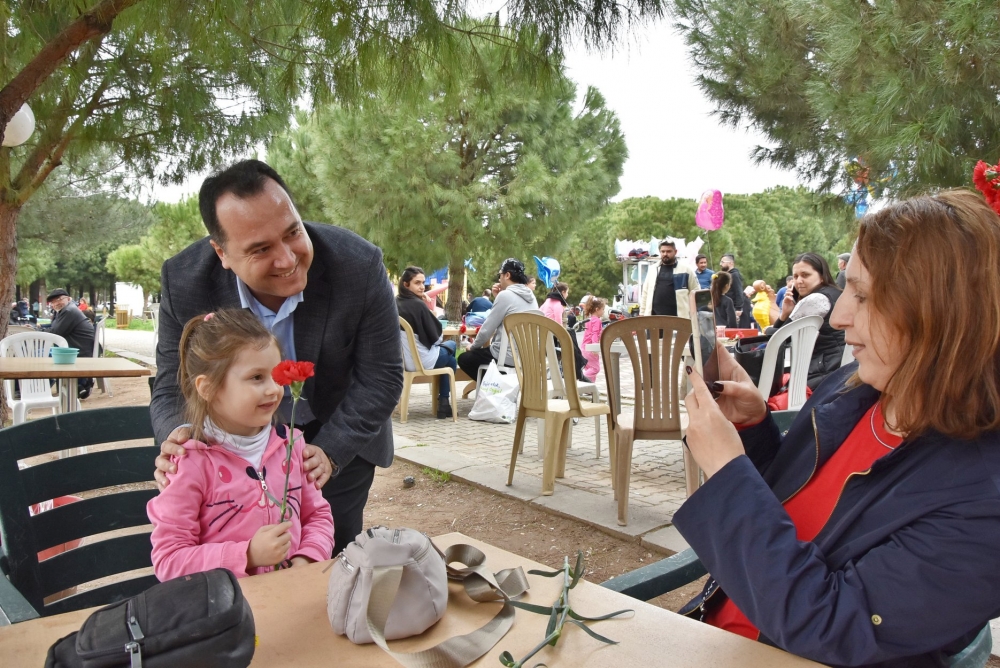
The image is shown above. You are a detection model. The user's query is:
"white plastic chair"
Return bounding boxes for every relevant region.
[1,332,68,425]
[92,317,112,397]
[755,315,823,410]
[840,341,855,367]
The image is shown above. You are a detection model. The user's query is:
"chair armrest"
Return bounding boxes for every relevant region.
[0,574,40,626]
[600,548,707,601]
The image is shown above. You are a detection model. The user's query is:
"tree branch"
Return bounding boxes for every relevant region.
[0,0,142,127]
[21,78,111,203]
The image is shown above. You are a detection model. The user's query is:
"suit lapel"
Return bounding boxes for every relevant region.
[294,260,330,364]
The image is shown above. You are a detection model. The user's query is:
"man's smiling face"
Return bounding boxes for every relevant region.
[210,178,314,312]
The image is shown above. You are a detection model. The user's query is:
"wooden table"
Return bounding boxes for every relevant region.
[0,357,150,414]
[0,533,822,667]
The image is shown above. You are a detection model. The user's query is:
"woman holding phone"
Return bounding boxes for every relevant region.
[768,252,845,388]
[677,190,1000,667]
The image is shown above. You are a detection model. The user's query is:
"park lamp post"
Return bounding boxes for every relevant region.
[2,104,35,147]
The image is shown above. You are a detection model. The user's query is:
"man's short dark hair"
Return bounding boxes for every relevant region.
[721,253,735,262]
[659,240,676,249]
[199,159,294,245]
[695,254,707,262]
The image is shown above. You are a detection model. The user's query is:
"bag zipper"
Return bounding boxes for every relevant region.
[126,598,144,668]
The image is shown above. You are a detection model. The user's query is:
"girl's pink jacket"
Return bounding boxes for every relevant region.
[147,425,334,581]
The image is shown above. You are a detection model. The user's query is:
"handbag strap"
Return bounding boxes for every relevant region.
[364,543,529,668]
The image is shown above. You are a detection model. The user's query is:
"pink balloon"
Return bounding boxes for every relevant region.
[696,190,724,231]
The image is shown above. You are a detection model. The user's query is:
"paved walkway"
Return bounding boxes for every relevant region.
[103,329,156,366]
[391,379,692,555]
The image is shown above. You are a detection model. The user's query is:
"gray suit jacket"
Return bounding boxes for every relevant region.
[150,223,403,469]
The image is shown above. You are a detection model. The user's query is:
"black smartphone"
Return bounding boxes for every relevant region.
[689,289,722,396]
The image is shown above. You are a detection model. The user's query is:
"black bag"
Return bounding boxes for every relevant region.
[45,569,255,668]
[733,334,789,398]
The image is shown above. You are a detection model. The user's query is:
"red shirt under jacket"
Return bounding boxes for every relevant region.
[705,403,904,640]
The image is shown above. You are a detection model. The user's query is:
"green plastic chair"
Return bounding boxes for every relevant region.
[0,406,159,619]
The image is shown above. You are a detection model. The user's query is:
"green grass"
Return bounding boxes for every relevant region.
[421,467,451,484]
[104,317,154,331]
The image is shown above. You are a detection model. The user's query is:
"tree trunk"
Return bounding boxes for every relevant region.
[0,201,22,425]
[446,259,466,323]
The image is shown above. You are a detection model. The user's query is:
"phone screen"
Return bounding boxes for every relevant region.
[689,289,722,394]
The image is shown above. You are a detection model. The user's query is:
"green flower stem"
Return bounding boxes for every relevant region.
[499,552,631,668]
[278,380,304,524]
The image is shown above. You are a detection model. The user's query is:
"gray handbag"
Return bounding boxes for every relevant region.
[327,526,529,668]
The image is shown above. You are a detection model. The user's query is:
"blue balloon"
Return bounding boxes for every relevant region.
[533,256,561,288]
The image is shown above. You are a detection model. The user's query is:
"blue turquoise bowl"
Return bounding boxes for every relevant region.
[51,347,80,364]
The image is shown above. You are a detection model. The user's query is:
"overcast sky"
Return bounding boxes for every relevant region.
[151,18,803,204]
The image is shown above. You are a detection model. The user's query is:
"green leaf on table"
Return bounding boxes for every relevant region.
[567,619,619,645]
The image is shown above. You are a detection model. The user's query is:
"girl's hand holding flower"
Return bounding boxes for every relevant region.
[247,521,293,569]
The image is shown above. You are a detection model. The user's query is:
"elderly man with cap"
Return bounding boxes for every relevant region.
[457,258,539,381]
[42,289,96,399]
[836,252,851,289]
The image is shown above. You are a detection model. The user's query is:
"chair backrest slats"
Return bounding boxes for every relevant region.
[601,317,691,434]
[2,406,153,460]
[0,332,68,401]
[19,448,158,507]
[43,575,160,618]
[0,407,158,615]
[31,489,156,552]
[505,313,583,413]
[755,315,822,409]
[38,532,153,598]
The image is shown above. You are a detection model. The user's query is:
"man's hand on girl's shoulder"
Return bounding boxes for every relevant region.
[302,444,334,489]
[153,425,191,491]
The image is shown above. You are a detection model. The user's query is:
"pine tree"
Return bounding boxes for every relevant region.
[672,0,1000,198]
[106,196,207,304]
[0,0,666,344]
[286,25,627,320]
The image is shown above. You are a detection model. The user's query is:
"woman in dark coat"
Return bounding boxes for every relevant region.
[679,190,1000,667]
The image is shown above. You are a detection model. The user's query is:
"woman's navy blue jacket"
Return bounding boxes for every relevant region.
[673,362,1000,667]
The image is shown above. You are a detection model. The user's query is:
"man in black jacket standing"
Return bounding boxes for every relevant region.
[719,254,751,328]
[150,160,403,556]
[43,289,96,399]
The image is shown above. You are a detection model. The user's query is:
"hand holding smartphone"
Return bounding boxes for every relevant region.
[689,289,722,397]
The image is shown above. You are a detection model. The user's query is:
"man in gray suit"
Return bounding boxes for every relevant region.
[151,159,403,555]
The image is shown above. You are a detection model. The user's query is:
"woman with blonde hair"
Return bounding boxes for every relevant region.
[677,190,1000,667]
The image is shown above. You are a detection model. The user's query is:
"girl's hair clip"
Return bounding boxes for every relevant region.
[203,312,215,322]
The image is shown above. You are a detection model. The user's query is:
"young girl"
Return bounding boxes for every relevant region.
[147,309,334,581]
[581,297,606,380]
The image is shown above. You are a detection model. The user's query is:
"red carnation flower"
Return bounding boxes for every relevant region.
[272,360,315,386]
[973,160,1000,215]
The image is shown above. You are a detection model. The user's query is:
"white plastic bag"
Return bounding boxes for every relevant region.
[468,360,519,423]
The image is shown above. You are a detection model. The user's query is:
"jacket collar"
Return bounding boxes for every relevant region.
[767,363,882,501]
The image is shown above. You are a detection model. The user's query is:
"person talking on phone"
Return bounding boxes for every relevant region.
[768,252,845,388]
[676,190,1000,667]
